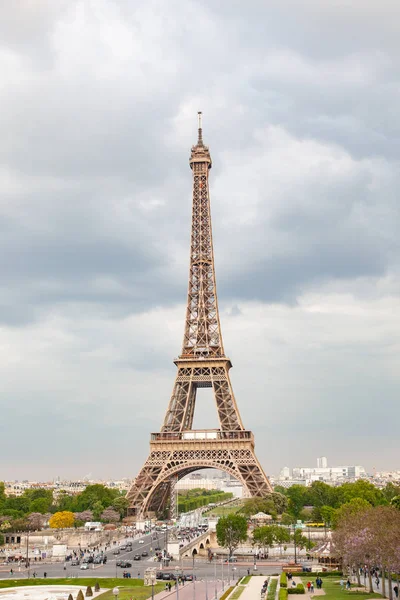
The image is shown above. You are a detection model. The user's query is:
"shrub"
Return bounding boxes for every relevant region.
[85,587,93,598]
[279,588,288,600]
[67,595,73,600]
[77,591,84,600]
[288,584,305,594]
[94,583,100,592]
[280,573,288,588]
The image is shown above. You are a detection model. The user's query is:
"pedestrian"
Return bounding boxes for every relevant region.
[247,569,250,576]
[346,579,351,591]
[307,582,311,592]
[339,579,344,590]
[376,578,380,590]
[44,572,47,579]
[310,583,314,595]
[393,585,399,599]
[10,569,13,576]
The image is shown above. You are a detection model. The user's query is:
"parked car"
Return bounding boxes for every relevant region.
[183,574,194,582]
[162,573,172,580]
[71,560,80,566]
[113,549,120,555]
[80,563,89,570]
[155,547,161,552]
[224,557,237,563]
[134,555,141,561]
[141,551,148,557]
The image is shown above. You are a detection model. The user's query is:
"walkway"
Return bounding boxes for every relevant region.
[240,575,273,600]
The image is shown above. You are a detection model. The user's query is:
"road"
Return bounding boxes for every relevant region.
[0,530,281,582]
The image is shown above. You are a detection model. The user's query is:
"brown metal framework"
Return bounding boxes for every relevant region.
[127,114,272,517]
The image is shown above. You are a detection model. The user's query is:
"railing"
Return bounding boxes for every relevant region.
[151,430,253,441]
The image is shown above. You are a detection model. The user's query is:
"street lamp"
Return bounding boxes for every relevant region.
[292,525,297,565]
[214,555,217,600]
[192,554,196,600]
[112,587,119,600]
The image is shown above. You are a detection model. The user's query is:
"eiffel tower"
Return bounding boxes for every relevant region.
[127,114,272,518]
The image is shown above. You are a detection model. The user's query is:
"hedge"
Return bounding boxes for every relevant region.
[279,588,288,600]
[288,584,305,594]
[280,573,288,588]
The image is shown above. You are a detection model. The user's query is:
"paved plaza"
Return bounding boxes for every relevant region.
[0,586,105,600]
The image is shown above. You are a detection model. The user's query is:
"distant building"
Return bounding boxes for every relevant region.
[276,457,367,486]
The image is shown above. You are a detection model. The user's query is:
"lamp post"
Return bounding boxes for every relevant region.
[193,554,196,600]
[113,587,119,600]
[221,558,224,591]
[292,525,297,565]
[214,556,217,600]
[205,576,208,600]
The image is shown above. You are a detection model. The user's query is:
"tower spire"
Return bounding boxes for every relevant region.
[197,111,203,145]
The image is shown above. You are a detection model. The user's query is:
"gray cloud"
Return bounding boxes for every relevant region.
[0,1,399,478]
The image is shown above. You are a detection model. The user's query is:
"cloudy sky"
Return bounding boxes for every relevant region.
[1,0,399,481]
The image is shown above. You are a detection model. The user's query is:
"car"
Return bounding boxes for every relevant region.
[139,540,144,544]
[116,560,123,566]
[141,551,148,557]
[156,572,163,579]
[133,555,141,561]
[155,547,161,551]
[302,566,312,573]
[80,563,89,570]
[162,573,172,580]
[184,574,194,582]
[87,556,94,563]
[119,561,132,568]
[71,560,80,566]
[113,549,120,555]
[224,557,237,563]
[120,545,126,550]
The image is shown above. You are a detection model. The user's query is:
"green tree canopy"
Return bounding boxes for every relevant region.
[216,514,248,557]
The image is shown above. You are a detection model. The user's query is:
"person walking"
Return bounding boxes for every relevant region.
[375,577,380,590]
[307,582,311,592]
[310,583,314,595]
[346,579,351,590]
[393,585,398,599]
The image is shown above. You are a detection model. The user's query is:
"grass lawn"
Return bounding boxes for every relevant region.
[0,578,157,590]
[229,586,245,600]
[300,577,384,600]
[203,501,244,517]
[268,579,278,600]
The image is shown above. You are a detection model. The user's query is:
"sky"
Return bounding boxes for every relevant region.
[1,0,399,481]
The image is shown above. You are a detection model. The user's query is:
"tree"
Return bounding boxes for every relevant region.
[77,590,84,600]
[273,525,290,556]
[390,496,400,510]
[49,511,75,529]
[100,508,120,523]
[286,485,307,518]
[280,512,293,526]
[320,505,336,527]
[86,586,93,597]
[113,496,130,518]
[333,497,371,529]
[74,510,93,523]
[216,514,248,558]
[253,526,275,554]
[27,512,45,530]
[92,501,104,521]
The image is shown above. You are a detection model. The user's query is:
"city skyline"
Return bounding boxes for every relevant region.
[1,1,399,480]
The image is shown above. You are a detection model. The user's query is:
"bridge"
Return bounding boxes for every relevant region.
[168,529,214,559]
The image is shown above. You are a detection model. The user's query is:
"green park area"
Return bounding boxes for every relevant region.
[0,578,164,599]
[299,577,383,600]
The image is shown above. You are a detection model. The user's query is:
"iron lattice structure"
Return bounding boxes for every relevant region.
[127,114,272,517]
